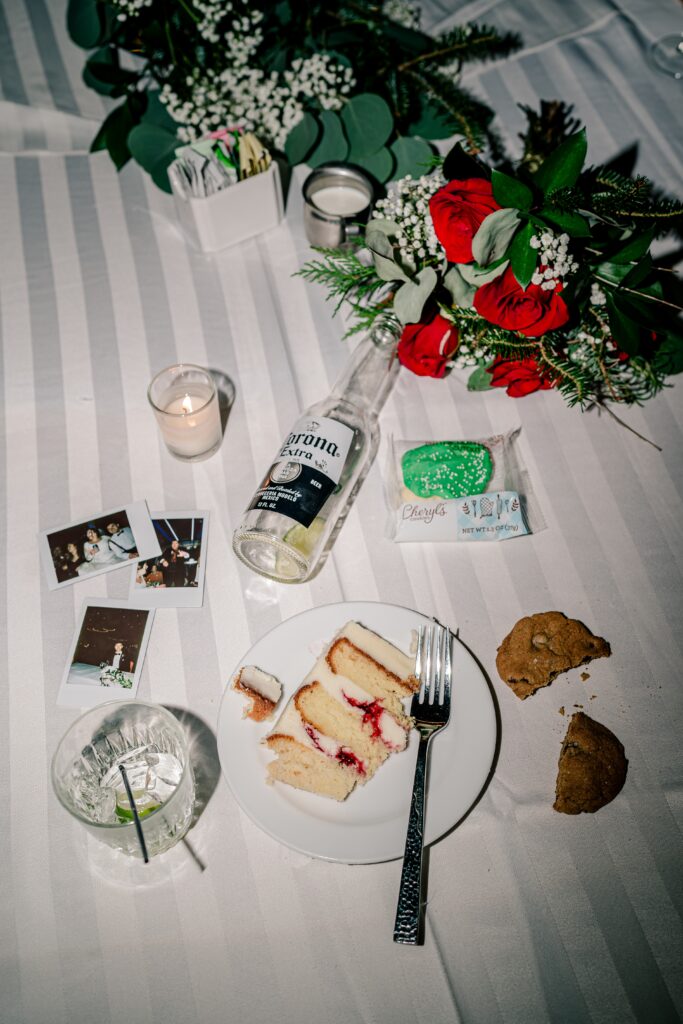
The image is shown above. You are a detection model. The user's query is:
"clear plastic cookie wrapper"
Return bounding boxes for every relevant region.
[232,320,400,583]
[385,429,544,543]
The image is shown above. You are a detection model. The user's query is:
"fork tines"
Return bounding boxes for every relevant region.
[415,621,452,708]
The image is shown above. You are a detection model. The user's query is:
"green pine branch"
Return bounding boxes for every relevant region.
[398,24,521,73]
[403,67,492,152]
[296,247,391,335]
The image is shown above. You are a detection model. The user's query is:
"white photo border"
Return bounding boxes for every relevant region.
[57,598,155,709]
[128,511,210,609]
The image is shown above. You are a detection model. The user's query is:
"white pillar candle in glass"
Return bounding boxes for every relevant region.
[148,364,223,461]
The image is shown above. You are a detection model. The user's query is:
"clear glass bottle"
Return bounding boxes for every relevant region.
[232,319,400,583]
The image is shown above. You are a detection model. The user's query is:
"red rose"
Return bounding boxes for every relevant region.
[488,357,555,398]
[397,312,459,379]
[429,178,501,264]
[474,266,569,337]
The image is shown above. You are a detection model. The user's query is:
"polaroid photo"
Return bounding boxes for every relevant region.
[129,511,209,608]
[57,599,155,708]
[40,500,161,591]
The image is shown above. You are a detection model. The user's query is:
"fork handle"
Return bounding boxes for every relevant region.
[393,733,430,945]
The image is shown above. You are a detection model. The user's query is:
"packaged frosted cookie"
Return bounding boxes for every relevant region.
[385,430,544,543]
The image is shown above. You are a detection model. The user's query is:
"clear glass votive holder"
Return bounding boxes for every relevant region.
[148,363,223,462]
[51,701,195,860]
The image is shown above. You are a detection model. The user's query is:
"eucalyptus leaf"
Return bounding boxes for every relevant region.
[128,123,178,193]
[83,48,130,97]
[458,259,509,286]
[533,129,587,194]
[367,233,409,283]
[467,365,494,391]
[491,169,532,211]
[365,217,399,240]
[443,266,475,308]
[307,111,348,167]
[67,0,105,48]
[408,97,455,141]
[472,208,520,266]
[390,136,434,180]
[509,222,537,288]
[393,267,438,325]
[142,91,178,132]
[89,99,135,170]
[341,93,393,158]
[349,146,394,183]
[285,111,320,164]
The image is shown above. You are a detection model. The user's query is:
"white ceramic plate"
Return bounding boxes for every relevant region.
[217,601,496,864]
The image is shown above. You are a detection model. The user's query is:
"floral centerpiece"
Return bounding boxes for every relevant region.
[66,0,520,189]
[301,103,683,409]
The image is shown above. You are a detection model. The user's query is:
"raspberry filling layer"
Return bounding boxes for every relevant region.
[336,748,366,774]
[304,724,365,775]
[343,692,385,740]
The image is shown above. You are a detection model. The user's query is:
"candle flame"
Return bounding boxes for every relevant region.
[181,394,193,414]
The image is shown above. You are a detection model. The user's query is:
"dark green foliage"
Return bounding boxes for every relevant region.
[69,0,522,186]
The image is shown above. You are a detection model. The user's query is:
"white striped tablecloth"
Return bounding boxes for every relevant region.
[0,1,682,1022]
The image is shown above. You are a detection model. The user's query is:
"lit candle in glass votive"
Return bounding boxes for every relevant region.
[148,364,223,462]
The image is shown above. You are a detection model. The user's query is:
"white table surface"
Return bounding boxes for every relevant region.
[1,2,682,1022]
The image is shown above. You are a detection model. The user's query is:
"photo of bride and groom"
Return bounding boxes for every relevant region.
[42,498,161,596]
[48,512,139,584]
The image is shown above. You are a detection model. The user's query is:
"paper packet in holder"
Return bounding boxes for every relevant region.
[385,430,544,543]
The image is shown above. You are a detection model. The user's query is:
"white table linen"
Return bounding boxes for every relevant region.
[1,1,682,1022]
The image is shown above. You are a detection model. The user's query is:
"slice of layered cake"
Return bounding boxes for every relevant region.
[264,621,418,801]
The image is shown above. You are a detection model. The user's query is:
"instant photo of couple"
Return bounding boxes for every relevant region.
[40,501,161,592]
[51,516,138,583]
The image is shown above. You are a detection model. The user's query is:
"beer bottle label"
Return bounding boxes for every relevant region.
[248,415,354,527]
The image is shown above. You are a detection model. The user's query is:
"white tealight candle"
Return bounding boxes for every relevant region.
[312,184,370,217]
[148,365,223,462]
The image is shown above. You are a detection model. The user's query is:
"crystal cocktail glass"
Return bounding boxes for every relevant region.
[52,701,195,859]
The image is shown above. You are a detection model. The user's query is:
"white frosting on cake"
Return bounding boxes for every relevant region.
[338,621,415,680]
[268,698,341,759]
[304,658,407,751]
[236,665,281,703]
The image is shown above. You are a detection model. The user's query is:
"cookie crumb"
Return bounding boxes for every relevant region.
[574,703,584,709]
[581,671,590,681]
[558,706,565,715]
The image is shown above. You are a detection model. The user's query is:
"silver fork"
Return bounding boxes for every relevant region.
[393,621,452,945]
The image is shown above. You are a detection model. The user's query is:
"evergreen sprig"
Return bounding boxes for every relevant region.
[296,247,390,333]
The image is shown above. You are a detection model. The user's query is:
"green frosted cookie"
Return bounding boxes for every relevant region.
[401,441,493,499]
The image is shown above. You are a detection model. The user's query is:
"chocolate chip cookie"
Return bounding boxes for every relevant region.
[496,611,610,699]
[554,711,627,814]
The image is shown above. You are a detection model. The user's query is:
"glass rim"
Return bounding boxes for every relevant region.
[147,363,217,418]
[50,699,193,832]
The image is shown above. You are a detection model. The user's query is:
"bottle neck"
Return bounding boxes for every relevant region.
[330,319,400,417]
